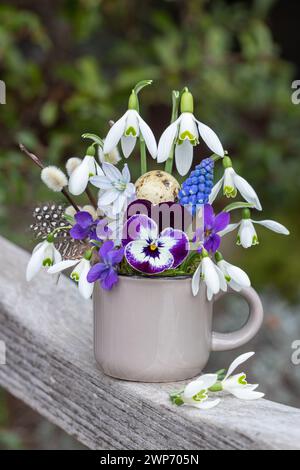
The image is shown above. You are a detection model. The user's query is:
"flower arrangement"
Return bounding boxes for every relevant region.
[23,80,289,300]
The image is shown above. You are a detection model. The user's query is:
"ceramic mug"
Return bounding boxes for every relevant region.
[94,275,263,382]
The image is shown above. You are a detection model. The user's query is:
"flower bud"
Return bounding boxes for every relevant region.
[41,166,68,192]
[66,157,82,176]
[180,89,194,113]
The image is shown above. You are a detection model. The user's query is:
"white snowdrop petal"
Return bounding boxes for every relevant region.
[192,265,201,296]
[197,121,224,156]
[121,135,137,158]
[254,219,290,235]
[208,177,224,205]
[157,119,179,163]
[103,111,128,154]
[175,139,193,176]
[68,157,90,195]
[224,352,255,381]
[233,172,262,211]
[225,263,251,288]
[26,241,48,281]
[191,398,221,410]
[48,259,78,274]
[137,114,157,159]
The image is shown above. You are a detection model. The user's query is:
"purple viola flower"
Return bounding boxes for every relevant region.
[70,211,97,240]
[122,214,189,275]
[87,240,124,290]
[194,204,230,253]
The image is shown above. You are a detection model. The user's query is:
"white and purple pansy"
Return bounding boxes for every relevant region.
[122,214,189,275]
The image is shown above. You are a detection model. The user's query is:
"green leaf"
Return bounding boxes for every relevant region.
[133,79,153,95]
[224,202,255,212]
[82,133,104,147]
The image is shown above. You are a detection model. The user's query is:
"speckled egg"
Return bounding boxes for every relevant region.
[135,170,180,204]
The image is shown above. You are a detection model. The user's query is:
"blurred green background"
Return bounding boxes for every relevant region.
[0,0,300,449]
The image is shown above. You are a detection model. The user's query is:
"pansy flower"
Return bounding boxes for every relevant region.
[194,204,230,253]
[122,214,189,275]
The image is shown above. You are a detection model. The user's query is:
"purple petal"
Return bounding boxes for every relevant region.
[159,228,189,268]
[204,234,221,253]
[122,214,157,246]
[70,224,89,240]
[125,240,173,274]
[107,246,124,265]
[75,211,94,229]
[99,240,114,260]
[101,268,119,290]
[213,211,230,233]
[87,263,108,283]
[96,219,112,239]
[204,204,215,228]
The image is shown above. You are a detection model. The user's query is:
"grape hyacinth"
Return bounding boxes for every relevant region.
[178,157,214,215]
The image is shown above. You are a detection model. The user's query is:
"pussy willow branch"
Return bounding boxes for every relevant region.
[19,143,80,212]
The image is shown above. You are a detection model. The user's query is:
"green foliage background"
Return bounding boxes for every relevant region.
[0,0,299,301]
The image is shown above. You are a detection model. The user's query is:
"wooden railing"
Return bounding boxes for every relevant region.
[0,235,299,450]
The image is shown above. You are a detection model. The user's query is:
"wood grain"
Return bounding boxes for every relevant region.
[0,235,299,450]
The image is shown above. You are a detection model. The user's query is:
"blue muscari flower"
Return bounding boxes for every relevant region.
[178,157,214,215]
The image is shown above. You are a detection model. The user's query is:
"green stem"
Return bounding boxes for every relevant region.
[164,90,180,174]
[140,136,147,175]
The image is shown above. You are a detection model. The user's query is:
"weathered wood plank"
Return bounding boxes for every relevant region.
[0,235,299,450]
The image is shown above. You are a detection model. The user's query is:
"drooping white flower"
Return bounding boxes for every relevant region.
[221,352,264,400]
[192,251,227,300]
[48,257,93,299]
[66,157,82,176]
[41,166,68,192]
[103,108,157,159]
[216,253,251,292]
[68,147,103,196]
[98,143,121,165]
[209,158,262,211]
[90,162,136,216]
[26,240,62,281]
[157,90,224,176]
[220,209,290,249]
[182,374,221,410]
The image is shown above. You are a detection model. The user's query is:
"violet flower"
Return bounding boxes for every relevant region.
[194,204,230,253]
[70,211,97,240]
[87,240,124,290]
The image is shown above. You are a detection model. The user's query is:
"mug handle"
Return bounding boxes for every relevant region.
[211,286,264,352]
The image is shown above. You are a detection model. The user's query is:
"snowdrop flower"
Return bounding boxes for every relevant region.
[215,252,251,292]
[48,256,93,299]
[103,91,157,159]
[26,238,62,281]
[90,162,136,216]
[221,352,264,400]
[157,89,224,176]
[180,374,221,410]
[209,157,262,211]
[41,166,68,192]
[69,146,103,196]
[98,143,121,165]
[192,249,227,300]
[220,208,290,249]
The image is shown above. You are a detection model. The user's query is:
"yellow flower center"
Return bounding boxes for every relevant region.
[150,244,157,251]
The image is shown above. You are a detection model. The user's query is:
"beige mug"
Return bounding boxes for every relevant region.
[94,275,263,382]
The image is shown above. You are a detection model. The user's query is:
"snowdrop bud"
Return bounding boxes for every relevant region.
[180,89,194,113]
[82,205,98,220]
[128,91,138,110]
[222,156,233,169]
[41,166,68,192]
[86,145,96,156]
[242,208,251,219]
[66,157,82,176]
